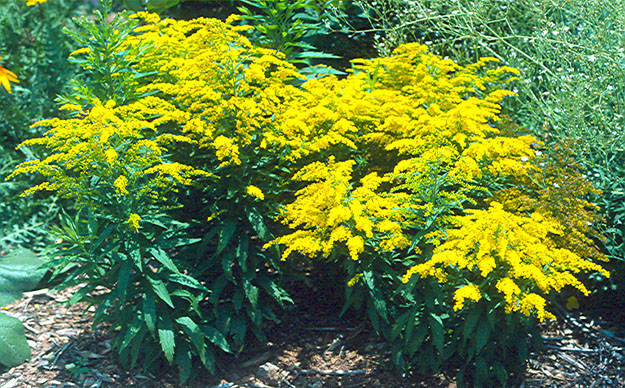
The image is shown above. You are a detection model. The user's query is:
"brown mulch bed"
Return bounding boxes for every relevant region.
[1,286,624,388]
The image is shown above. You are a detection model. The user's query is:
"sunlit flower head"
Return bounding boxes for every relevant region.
[0,57,18,94]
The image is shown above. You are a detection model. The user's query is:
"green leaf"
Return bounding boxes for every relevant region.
[209,275,228,304]
[158,315,175,363]
[115,261,132,305]
[146,0,180,12]
[475,322,491,354]
[494,361,508,385]
[200,325,231,353]
[237,235,249,273]
[142,293,157,334]
[176,316,205,362]
[149,247,179,274]
[230,315,246,347]
[429,313,445,353]
[216,218,237,255]
[148,277,174,309]
[242,278,258,310]
[0,312,30,368]
[169,273,209,293]
[257,276,292,307]
[474,356,488,387]
[221,252,236,282]
[463,307,480,340]
[175,345,193,383]
[122,0,145,12]
[297,51,342,59]
[0,249,46,306]
[247,209,268,240]
[390,312,410,341]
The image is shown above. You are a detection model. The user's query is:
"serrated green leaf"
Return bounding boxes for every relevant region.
[297,51,342,59]
[149,247,179,274]
[175,345,193,383]
[247,209,268,240]
[237,235,249,273]
[209,275,228,304]
[230,315,246,348]
[169,273,209,293]
[142,293,157,334]
[200,325,231,353]
[429,313,444,353]
[146,0,179,11]
[390,312,410,341]
[148,277,174,309]
[176,316,206,363]
[242,278,258,310]
[216,219,237,255]
[158,315,175,363]
[463,306,481,340]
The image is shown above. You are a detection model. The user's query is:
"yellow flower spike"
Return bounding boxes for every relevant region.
[127,213,141,231]
[453,284,482,311]
[113,175,129,196]
[0,57,18,94]
[246,185,264,200]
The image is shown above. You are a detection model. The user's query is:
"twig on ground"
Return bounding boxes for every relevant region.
[293,368,367,376]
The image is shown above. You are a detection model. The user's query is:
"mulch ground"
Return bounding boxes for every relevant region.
[1,286,624,388]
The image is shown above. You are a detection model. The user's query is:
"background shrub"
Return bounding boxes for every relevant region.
[0,0,93,251]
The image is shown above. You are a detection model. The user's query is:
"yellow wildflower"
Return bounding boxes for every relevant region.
[127,213,141,231]
[246,185,264,200]
[113,175,129,195]
[0,57,18,93]
[453,284,482,311]
[25,0,47,5]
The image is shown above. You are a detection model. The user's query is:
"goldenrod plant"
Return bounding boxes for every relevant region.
[7,1,609,385]
[264,44,609,386]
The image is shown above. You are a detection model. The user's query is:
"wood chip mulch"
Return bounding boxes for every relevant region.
[1,286,624,388]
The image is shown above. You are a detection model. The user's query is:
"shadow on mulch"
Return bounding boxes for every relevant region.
[1,283,625,388]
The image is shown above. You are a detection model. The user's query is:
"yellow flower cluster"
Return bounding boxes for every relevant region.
[453,284,482,311]
[269,42,529,263]
[8,97,210,210]
[246,185,264,200]
[403,202,609,321]
[265,157,411,261]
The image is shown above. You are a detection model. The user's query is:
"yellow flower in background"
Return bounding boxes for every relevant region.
[0,57,18,93]
[25,0,47,5]
[566,296,580,310]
